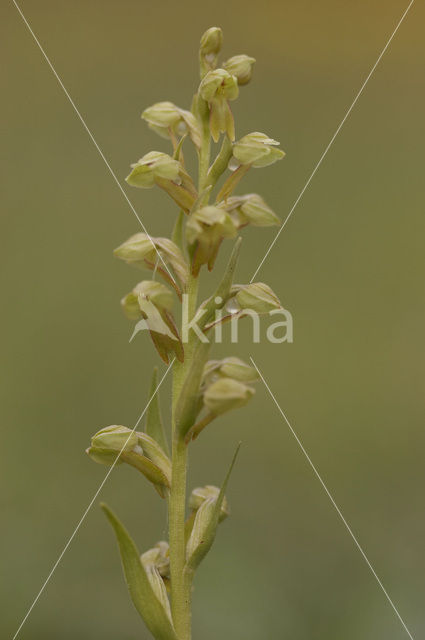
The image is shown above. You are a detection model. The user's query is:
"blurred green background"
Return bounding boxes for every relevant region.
[1,1,424,638]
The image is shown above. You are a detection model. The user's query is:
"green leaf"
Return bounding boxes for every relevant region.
[216,163,251,202]
[200,236,242,329]
[206,136,233,189]
[155,177,196,214]
[185,444,241,571]
[145,367,169,456]
[101,504,178,640]
[174,341,211,439]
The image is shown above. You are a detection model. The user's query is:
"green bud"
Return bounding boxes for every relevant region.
[114,233,189,291]
[86,426,172,497]
[126,151,181,188]
[234,282,282,313]
[142,101,181,131]
[140,544,172,622]
[223,55,256,86]
[200,27,223,57]
[218,357,259,383]
[142,102,201,148]
[221,193,281,228]
[120,291,142,321]
[189,485,230,522]
[134,280,174,312]
[199,27,223,76]
[202,357,259,385]
[203,377,255,416]
[114,232,154,263]
[120,281,174,322]
[186,205,237,275]
[233,132,285,168]
[88,425,138,460]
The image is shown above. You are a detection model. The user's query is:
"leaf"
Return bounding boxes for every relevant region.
[206,136,233,189]
[145,367,169,456]
[216,163,251,202]
[155,177,196,214]
[174,340,211,438]
[101,504,178,640]
[120,450,170,498]
[199,237,242,329]
[185,444,241,571]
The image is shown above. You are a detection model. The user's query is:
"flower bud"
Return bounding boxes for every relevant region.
[142,102,201,148]
[142,101,181,131]
[221,193,280,228]
[234,282,282,313]
[203,377,255,416]
[126,151,181,188]
[200,27,223,57]
[87,425,138,466]
[140,544,172,622]
[199,69,239,142]
[186,205,237,275]
[121,280,174,320]
[120,291,142,321]
[134,280,174,312]
[202,357,259,386]
[199,27,223,75]
[86,426,171,497]
[114,233,188,291]
[233,132,285,168]
[189,485,229,522]
[218,357,259,383]
[223,55,256,86]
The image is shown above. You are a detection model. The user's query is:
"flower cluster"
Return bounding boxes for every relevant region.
[86,26,285,640]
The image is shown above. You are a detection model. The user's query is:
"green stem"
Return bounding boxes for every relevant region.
[169,436,190,639]
[169,274,199,639]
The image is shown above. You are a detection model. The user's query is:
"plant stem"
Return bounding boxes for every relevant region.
[169,274,199,639]
[169,88,210,638]
[169,435,190,639]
